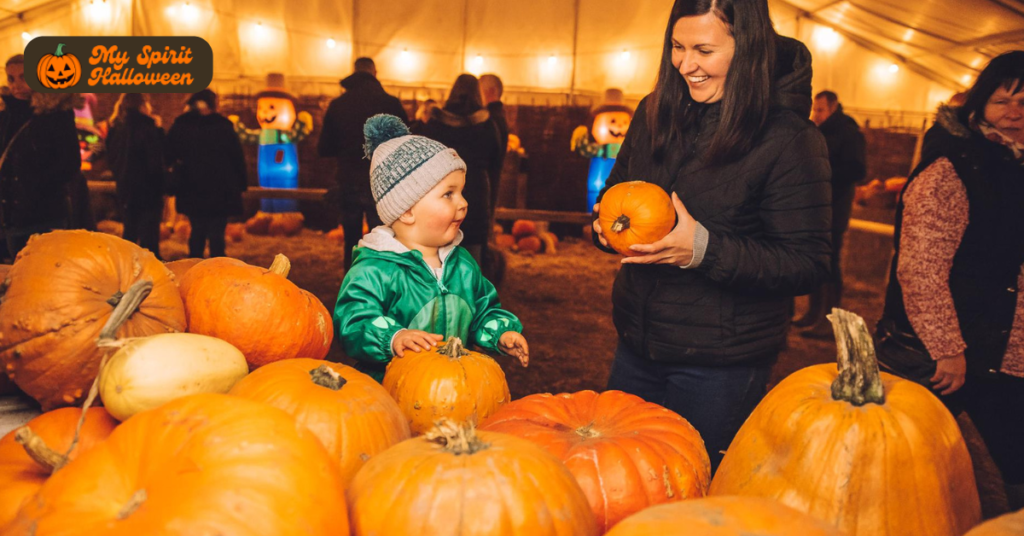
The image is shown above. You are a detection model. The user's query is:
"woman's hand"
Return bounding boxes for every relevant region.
[592,203,610,248]
[931,353,967,395]
[392,330,443,357]
[621,192,698,266]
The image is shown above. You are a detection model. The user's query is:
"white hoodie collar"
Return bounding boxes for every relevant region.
[357,226,463,263]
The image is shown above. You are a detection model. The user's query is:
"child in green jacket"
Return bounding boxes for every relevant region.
[334,114,528,381]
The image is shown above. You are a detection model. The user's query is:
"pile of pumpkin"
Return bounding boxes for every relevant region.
[244,211,306,237]
[493,220,559,255]
[0,225,1020,535]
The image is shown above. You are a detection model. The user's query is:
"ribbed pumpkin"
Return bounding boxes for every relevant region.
[3,394,349,536]
[383,338,510,435]
[229,359,411,484]
[179,254,333,368]
[709,309,981,536]
[0,231,186,409]
[964,509,1024,535]
[98,333,249,421]
[597,181,675,257]
[0,407,117,528]
[347,420,598,536]
[481,390,711,532]
[604,496,844,536]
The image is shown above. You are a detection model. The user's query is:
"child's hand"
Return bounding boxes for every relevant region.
[392,330,443,357]
[499,332,529,367]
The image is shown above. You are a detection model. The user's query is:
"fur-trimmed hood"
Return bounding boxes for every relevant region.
[934,104,972,139]
[0,86,81,114]
[430,107,490,128]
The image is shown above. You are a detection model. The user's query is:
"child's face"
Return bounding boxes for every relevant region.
[402,170,468,248]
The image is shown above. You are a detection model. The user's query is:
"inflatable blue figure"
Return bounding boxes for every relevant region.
[570,89,634,210]
[230,73,313,213]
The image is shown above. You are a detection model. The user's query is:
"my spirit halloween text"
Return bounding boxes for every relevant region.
[87,45,195,86]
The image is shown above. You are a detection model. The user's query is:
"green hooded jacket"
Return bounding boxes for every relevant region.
[334,227,522,381]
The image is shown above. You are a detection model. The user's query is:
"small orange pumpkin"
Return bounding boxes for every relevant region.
[494,233,516,250]
[326,226,346,245]
[605,496,843,536]
[268,212,304,237]
[517,235,543,254]
[598,181,676,256]
[229,359,411,485]
[245,211,273,235]
[164,257,203,284]
[36,43,81,90]
[224,223,245,243]
[172,218,191,242]
[383,338,510,435]
[511,219,537,239]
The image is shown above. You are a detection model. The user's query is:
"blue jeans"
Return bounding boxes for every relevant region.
[607,341,772,473]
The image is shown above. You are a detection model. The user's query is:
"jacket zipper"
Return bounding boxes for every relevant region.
[421,255,450,334]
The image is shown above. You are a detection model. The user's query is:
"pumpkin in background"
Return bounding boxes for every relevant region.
[179,254,333,368]
[224,223,245,243]
[517,235,543,254]
[0,231,186,409]
[511,219,537,239]
[598,181,675,257]
[37,43,81,90]
[268,212,304,237]
[709,309,981,536]
[98,333,249,421]
[0,407,117,528]
[347,420,598,536]
[164,257,203,284]
[0,265,12,394]
[245,211,273,235]
[326,226,346,245]
[494,233,516,250]
[481,390,710,532]
[604,496,843,536]
[172,217,191,242]
[383,338,509,435]
[95,220,124,238]
[230,359,410,485]
[964,509,1024,535]
[4,394,349,536]
[159,223,172,241]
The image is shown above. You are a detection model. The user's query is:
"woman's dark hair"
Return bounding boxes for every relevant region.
[648,0,776,164]
[109,93,149,125]
[186,89,217,112]
[958,51,1024,125]
[444,74,484,116]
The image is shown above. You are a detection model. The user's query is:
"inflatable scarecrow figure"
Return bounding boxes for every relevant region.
[570,88,633,210]
[74,93,106,171]
[229,73,313,212]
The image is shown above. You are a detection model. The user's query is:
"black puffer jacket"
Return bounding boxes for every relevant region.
[107,110,166,211]
[0,93,80,228]
[599,36,832,366]
[166,111,248,218]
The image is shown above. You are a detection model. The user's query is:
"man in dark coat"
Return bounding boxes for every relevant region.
[480,73,509,214]
[318,57,408,269]
[797,90,867,336]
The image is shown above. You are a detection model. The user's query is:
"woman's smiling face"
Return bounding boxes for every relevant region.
[671,13,736,104]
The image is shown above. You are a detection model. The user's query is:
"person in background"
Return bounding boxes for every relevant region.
[411,98,437,133]
[591,0,831,472]
[874,51,1024,511]
[0,54,80,259]
[419,74,504,265]
[319,57,409,270]
[480,73,510,216]
[796,90,867,337]
[167,89,248,258]
[106,93,166,258]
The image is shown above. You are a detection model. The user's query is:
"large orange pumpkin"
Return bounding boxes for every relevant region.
[347,420,598,536]
[709,309,981,536]
[229,359,411,484]
[0,231,186,409]
[604,496,843,536]
[383,337,510,435]
[597,181,675,257]
[0,407,117,528]
[179,254,333,368]
[481,390,710,532]
[164,257,204,285]
[0,264,13,395]
[4,394,349,536]
[964,509,1024,535]
[37,43,81,90]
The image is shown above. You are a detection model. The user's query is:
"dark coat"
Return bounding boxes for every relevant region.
[0,93,80,228]
[166,111,248,218]
[486,101,510,210]
[318,72,408,194]
[107,110,166,211]
[818,106,867,192]
[419,107,504,245]
[599,36,832,367]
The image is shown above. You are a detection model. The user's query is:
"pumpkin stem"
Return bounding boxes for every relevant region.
[437,337,470,359]
[575,424,600,439]
[117,489,147,520]
[54,43,66,56]
[268,254,291,278]
[829,308,885,406]
[14,426,65,473]
[310,364,346,391]
[425,419,489,455]
[98,279,154,343]
[610,215,630,233]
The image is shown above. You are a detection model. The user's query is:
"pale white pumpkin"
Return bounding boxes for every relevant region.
[98,333,249,421]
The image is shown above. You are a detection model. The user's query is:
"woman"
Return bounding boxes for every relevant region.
[419,74,503,263]
[593,0,831,471]
[875,51,1024,510]
[167,89,248,258]
[106,93,165,258]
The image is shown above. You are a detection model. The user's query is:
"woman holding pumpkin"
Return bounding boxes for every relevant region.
[592,0,831,471]
[874,51,1024,510]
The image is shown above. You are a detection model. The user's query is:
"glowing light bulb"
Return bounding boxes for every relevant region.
[21,32,31,41]
[888,63,900,74]
[473,54,483,67]
[814,27,841,51]
[620,49,631,61]
[548,54,557,66]
[326,38,336,49]
[181,2,197,20]
[401,48,410,60]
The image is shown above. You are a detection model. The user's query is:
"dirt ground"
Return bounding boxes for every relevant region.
[161,224,1009,519]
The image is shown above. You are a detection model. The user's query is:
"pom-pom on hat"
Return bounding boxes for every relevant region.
[363,114,467,225]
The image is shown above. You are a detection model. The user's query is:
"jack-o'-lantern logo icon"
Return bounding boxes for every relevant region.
[37,43,81,89]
